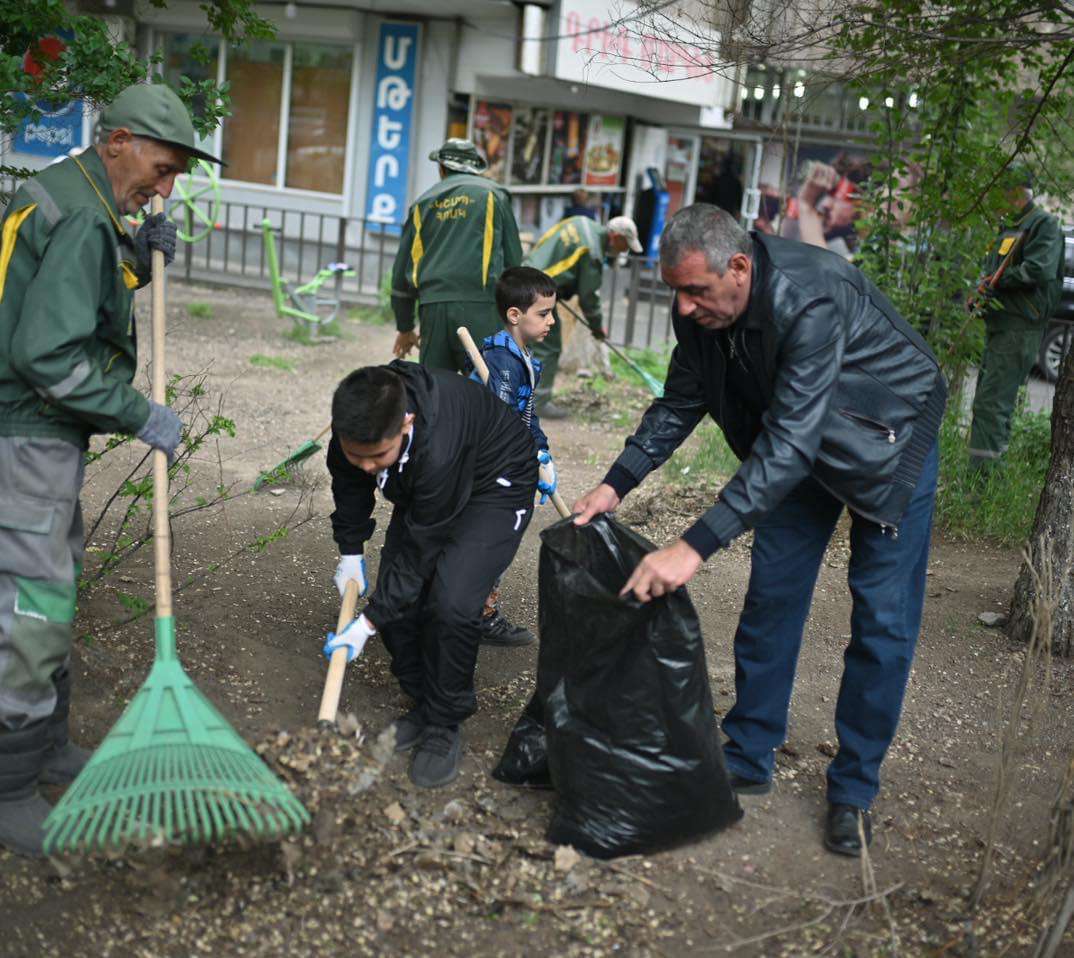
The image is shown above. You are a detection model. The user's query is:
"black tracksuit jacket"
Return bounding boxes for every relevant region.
[328,361,537,627]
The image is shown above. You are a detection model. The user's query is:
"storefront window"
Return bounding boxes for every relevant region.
[511,106,549,186]
[549,110,587,185]
[583,115,624,188]
[286,43,352,193]
[223,41,286,185]
[472,100,512,184]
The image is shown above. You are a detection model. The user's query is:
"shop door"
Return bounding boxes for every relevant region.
[694,135,762,227]
[664,132,699,216]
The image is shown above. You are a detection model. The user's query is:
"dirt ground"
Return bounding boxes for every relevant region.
[2,280,1072,957]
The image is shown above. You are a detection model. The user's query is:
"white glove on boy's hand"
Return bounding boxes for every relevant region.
[334,554,367,598]
[323,613,376,663]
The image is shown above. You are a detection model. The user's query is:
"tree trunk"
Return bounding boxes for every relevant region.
[1008,345,1074,653]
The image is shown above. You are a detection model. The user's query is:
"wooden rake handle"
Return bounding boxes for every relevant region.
[317,578,361,725]
[150,196,173,617]
[456,326,570,520]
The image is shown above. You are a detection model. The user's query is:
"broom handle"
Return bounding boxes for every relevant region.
[317,578,360,724]
[313,423,331,444]
[150,196,173,618]
[456,327,570,519]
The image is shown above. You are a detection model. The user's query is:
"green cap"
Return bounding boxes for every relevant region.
[429,138,487,175]
[99,82,224,166]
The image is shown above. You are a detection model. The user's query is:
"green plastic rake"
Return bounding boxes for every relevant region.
[253,423,330,491]
[558,300,665,399]
[42,199,309,856]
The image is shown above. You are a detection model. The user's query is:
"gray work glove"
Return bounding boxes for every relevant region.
[134,212,178,282]
[137,401,183,463]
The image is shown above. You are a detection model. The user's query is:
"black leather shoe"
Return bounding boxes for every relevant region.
[729,773,772,795]
[824,803,872,857]
[479,610,535,647]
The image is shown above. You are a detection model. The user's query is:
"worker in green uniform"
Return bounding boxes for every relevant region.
[969,169,1064,472]
[390,139,523,373]
[524,214,642,418]
[0,83,221,857]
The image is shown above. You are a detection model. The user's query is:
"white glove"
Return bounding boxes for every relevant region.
[537,449,557,505]
[334,554,367,598]
[323,613,376,663]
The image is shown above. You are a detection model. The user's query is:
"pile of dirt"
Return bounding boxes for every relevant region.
[3,721,700,957]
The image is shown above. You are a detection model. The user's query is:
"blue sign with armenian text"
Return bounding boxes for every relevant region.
[365,21,420,235]
[14,97,83,158]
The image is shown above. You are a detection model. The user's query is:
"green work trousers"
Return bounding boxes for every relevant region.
[968,324,1046,471]
[0,436,84,731]
[418,301,502,374]
[531,306,564,406]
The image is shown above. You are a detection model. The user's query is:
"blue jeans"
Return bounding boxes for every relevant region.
[721,442,938,810]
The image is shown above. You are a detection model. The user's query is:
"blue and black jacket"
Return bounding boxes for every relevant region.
[468,330,549,452]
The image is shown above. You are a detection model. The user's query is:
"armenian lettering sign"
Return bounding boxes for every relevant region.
[14,97,83,158]
[551,0,732,109]
[365,21,420,235]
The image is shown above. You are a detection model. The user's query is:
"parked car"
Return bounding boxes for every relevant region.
[1037,227,1074,383]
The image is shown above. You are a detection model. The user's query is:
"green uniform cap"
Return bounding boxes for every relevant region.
[428,138,488,175]
[99,82,224,166]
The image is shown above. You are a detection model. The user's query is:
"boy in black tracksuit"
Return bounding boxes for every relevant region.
[325,360,537,787]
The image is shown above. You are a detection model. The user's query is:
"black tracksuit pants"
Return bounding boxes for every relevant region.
[379,492,533,727]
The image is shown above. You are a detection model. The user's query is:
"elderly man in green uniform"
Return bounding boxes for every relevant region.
[0,83,220,857]
[524,214,642,418]
[390,139,523,372]
[968,169,1064,472]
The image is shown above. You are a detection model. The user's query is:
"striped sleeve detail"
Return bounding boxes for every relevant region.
[0,204,37,304]
[482,192,495,287]
[545,245,589,278]
[410,204,424,287]
[22,180,61,225]
[533,218,567,251]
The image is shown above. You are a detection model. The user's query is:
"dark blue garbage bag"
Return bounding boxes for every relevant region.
[493,514,742,859]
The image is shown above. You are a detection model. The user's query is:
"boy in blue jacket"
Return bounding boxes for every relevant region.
[470,266,559,646]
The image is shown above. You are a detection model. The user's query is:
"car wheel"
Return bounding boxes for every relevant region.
[1038,324,1073,383]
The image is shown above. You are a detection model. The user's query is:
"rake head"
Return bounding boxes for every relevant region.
[253,439,324,490]
[43,618,310,856]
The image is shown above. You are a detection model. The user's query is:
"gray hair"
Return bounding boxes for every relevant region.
[659,204,751,275]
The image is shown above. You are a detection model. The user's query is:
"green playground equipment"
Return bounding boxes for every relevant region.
[125,160,223,242]
[261,218,356,337]
[172,160,222,243]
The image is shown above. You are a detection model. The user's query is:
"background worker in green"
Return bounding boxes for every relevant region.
[524,215,642,418]
[390,139,523,372]
[0,82,221,857]
[968,169,1064,472]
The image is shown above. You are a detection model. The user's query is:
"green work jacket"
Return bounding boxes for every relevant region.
[391,173,523,332]
[524,217,609,331]
[983,201,1064,329]
[0,149,149,446]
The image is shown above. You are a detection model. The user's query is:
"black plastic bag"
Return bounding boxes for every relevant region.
[491,689,552,788]
[495,514,742,858]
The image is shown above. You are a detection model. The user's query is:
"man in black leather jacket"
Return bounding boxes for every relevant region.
[573,204,946,857]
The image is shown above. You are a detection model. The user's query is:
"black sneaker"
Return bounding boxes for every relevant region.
[479,610,535,647]
[387,707,426,753]
[410,725,462,788]
[536,401,568,420]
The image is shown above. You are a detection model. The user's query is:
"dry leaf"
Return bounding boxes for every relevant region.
[554,845,581,872]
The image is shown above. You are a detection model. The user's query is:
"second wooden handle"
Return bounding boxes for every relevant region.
[316,578,361,724]
[457,326,570,519]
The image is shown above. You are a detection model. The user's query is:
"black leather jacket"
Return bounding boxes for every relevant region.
[604,234,947,558]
